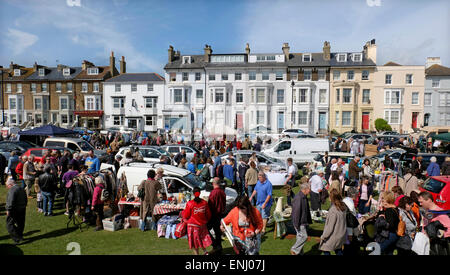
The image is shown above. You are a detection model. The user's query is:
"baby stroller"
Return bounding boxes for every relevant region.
[356,216,377,253]
[222,220,258,255]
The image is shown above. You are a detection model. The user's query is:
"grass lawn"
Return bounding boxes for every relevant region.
[0,178,330,255]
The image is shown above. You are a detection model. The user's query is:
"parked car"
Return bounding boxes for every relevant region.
[399,152,449,175]
[116,163,238,208]
[263,138,330,165]
[0,140,38,156]
[282,129,306,138]
[219,150,287,171]
[160,145,200,163]
[115,146,172,164]
[72,127,94,135]
[22,147,76,163]
[420,176,450,210]
[380,131,400,136]
[367,149,406,169]
[43,137,108,162]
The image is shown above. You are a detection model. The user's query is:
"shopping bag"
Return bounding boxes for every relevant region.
[174,220,187,238]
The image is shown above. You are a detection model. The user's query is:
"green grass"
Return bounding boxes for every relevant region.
[0,179,328,255]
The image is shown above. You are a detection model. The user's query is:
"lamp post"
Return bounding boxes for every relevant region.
[290,80,295,129]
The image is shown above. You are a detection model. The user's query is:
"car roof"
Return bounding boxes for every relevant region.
[121,162,190,176]
[45,137,83,142]
[430,176,450,184]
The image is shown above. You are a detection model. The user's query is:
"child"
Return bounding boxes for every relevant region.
[35,183,43,213]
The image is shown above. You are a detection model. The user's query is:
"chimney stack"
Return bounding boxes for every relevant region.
[245,43,250,56]
[426,57,441,69]
[323,41,331,61]
[33,62,38,71]
[168,45,174,63]
[282,43,290,62]
[204,45,212,63]
[120,56,126,74]
[9,61,14,70]
[363,39,377,63]
[110,51,116,77]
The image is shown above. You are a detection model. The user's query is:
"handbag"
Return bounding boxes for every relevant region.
[396,209,406,237]
[396,235,412,250]
[346,211,359,228]
[174,220,187,238]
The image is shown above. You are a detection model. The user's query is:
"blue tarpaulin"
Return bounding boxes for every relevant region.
[18,125,78,136]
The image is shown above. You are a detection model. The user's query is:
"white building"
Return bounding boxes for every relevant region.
[103,73,165,132]
[163,43,330,138]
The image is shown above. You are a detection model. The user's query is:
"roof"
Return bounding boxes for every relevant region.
[26,66,82,81]
[329,53,376,67]
[1,67,35,81]
[426,64,450,76]
[287,53,330,67]
[384,61,401,66]
[105,73,164,83]
[75,66,118,80]
[164,55,207,69]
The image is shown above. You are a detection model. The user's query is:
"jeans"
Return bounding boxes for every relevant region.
[286,183,295,206]
[291,225,308,255]
[379,232,399,255]
[323,249,343,255]
[358,199,370,214]
[41,191,54,215]
[247,185,256,206]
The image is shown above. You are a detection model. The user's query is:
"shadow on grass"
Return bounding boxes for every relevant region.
[0,230,41,241]
[0,244,24,255]
[19,227,78,245]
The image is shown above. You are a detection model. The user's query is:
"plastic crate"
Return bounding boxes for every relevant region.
[102,219,122,232]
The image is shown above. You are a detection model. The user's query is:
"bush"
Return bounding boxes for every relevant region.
[330,129,340,136]
[375,118,392,132]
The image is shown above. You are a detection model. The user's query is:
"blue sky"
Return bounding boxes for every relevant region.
[1,0,449,74]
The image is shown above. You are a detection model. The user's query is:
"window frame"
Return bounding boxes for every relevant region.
[385,74,392,85]
[342,111,351,126]
[276,89,284,104]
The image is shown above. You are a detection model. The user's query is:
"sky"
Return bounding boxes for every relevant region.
[0,0,449,75]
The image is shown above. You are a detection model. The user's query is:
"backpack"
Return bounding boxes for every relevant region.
[346,211,359,228]
[100,187,110,202]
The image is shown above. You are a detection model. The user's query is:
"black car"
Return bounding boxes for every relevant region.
[0,140,38,155]
[399,152,449,175]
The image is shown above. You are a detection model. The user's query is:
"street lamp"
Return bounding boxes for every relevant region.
[290,79,295,129]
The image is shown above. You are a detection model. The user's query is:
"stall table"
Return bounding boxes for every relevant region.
[153,203,186,216]
[118,198,141,213]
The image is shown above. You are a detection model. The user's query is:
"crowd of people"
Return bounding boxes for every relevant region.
[3,129,450,255]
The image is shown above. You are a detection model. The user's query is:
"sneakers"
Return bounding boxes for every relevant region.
[64,212,69,216]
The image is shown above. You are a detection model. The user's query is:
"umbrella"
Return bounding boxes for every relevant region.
[433,132,450,142]
[18,125,78,136]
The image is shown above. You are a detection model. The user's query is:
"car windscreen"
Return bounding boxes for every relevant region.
[78,141,94,151]
[423,178,446,194]
[154,147,170,156]
[18,141,37,149]
[184,174,206,190]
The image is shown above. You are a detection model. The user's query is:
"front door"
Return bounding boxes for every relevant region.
[412,112,418,128]
[319,112,326,131]
[128,119,137,129]
[236,112,243,130]
[362,112,370,130]
[277,112,284,133]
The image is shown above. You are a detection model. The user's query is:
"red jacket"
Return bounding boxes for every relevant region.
[92,183,105,206]
[223,206,263,241]
[15,162,24,180]
[208,187,226,218]
[182,199,211,226]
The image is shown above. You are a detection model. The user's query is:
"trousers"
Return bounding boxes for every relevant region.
[6,209,26,242]
[291,225,308,255]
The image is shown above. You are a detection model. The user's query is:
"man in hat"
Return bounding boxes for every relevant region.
[6,178,27,244]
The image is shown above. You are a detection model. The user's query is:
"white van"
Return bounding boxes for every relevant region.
[116,163,238,207]
[43,137,107,160]
[262,138,330,164]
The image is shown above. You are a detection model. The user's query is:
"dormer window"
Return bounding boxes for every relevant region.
[63,68,71,76]
[337,54,347,62]
[87,67,99,75]
[183,56,191,64]
[352,53,362,62]
[302,54,311,62]
[14,69,21,76]
[38,68,45,76]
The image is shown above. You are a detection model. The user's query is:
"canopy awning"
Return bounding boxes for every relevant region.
[18,125,78,136]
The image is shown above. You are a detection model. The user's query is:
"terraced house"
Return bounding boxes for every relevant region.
[329,40,377,134]
[1,63,35,126]
[423,57,450,127]
[163,42,331,137]
[373,62,425,133]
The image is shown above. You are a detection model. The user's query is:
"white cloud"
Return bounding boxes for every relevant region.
[3,28,39,55]
[6,0,161,72]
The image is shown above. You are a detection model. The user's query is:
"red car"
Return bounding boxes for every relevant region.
[21,147,74,163]
[420,176,450,210]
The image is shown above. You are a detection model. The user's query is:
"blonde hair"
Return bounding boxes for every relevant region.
[95,176,105,185]
[156,167,164,174]
[382,191,395,205]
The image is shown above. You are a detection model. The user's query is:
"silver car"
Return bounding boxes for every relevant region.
[115,146,171,163]
[161,145,200,163]
[219,150,287,172]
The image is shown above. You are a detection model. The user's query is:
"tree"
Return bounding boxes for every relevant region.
[375,118,392,132]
